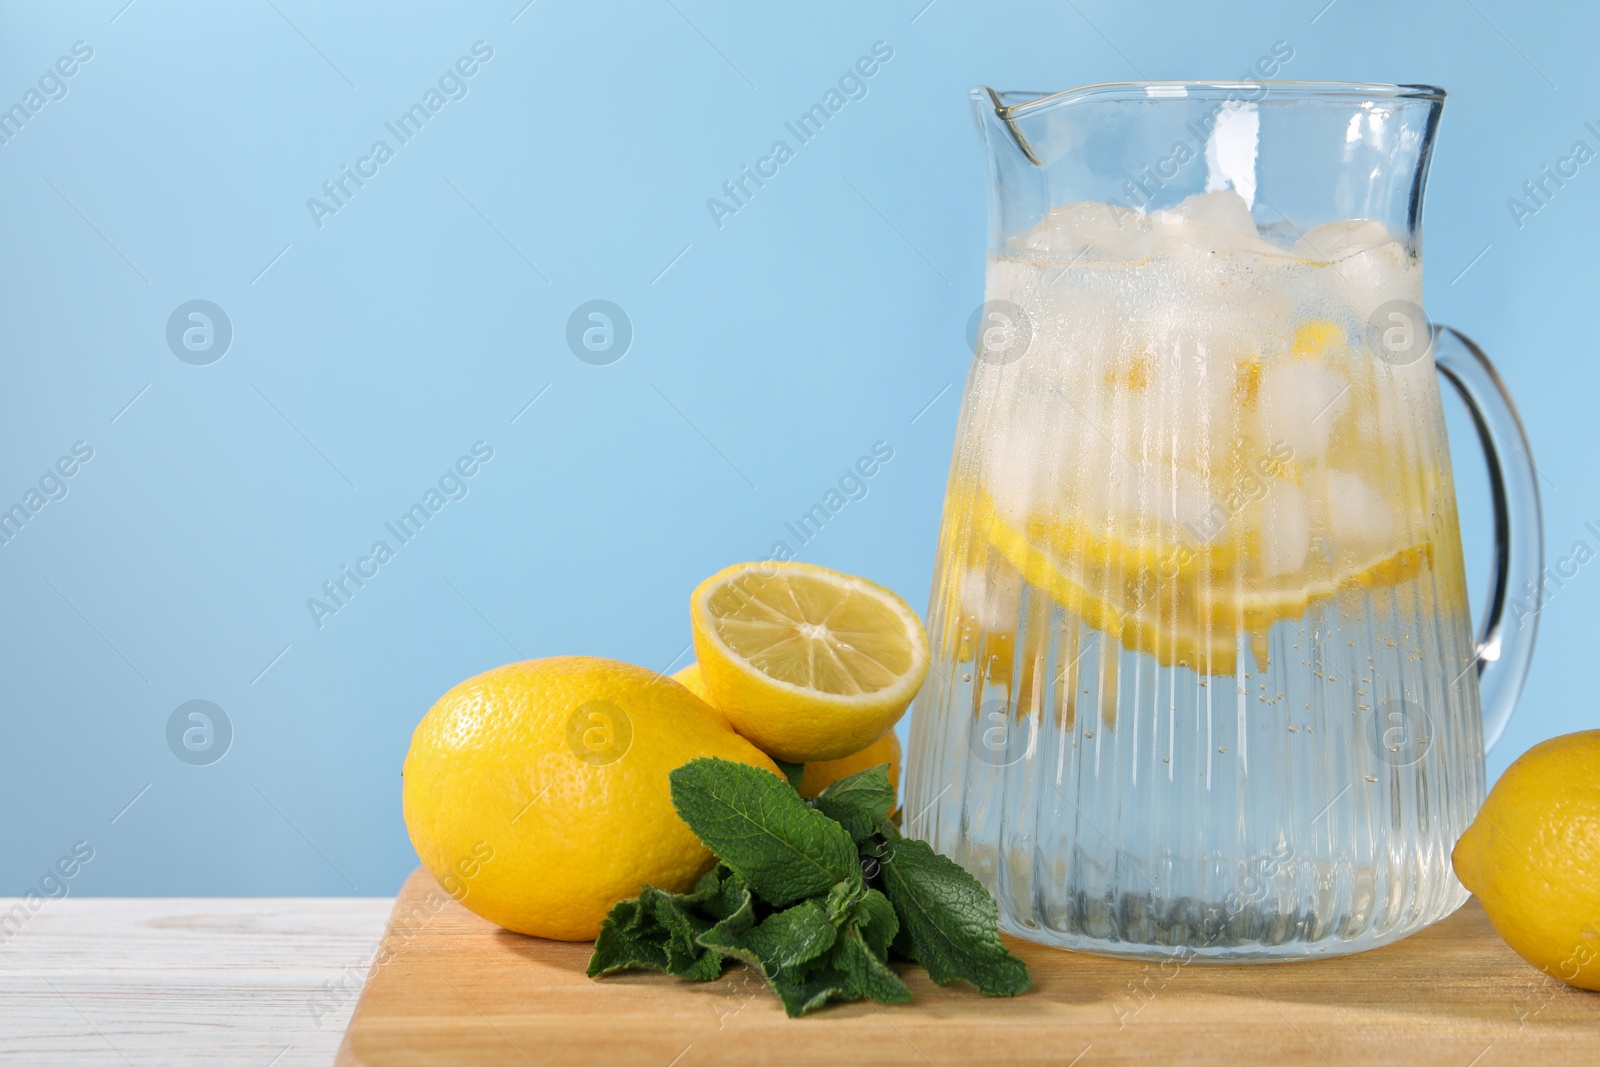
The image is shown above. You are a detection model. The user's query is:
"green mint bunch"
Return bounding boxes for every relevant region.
[586,757,1030,1017]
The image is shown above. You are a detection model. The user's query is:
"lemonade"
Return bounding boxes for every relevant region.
[905,192,1487,958]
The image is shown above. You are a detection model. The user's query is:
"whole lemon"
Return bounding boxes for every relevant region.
[670,662,714,702]
[1452,729,1600,990]
[403,656,779,941]
[797,731,901,800]
[672,662,901,798]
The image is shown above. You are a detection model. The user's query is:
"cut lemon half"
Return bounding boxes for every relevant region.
[690,561,930,763]
[671,661,902,799]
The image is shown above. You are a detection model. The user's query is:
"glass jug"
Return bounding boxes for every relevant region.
[905,82,1543,961]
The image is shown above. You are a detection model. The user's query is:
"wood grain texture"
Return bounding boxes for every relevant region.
[338,869,1599,1066]
[0,895,392,1066]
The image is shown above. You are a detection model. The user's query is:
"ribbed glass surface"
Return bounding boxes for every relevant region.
[905,198,1487,960]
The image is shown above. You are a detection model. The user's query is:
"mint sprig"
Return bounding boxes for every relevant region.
[668,757,860,907]
[807,765,897,844]
[876,824,1032,996]
[588,758,1031,1016]
[772,759,807,791]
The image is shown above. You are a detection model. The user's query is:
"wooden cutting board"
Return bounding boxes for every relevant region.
[337,868,1598,1066]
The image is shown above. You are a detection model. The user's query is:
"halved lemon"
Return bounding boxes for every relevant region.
[690,561,930,763]
[672,661,903,797]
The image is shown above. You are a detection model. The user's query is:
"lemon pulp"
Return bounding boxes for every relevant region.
[691,562,929,763]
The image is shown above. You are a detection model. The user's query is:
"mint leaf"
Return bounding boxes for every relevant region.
[588,898,671,978]
[770,959,860,1018]
[762,918,910,1016]
[704,866,753,923]
[808,764,896,843]
[850,887,899,960]
[879,836,1031,996]
[774,759,807,791]
[698,879,755,949]
[588,867,734,981]
[835,926,913,1005]
[822,878,862,926]
[670,758,860,907]
[640,884,723,981]
[698,898,838,979]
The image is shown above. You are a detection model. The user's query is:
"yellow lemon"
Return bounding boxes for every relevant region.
[402,655,779,941]
[670,661,715,703]
[1452,729,1600,991]
[798,731,901,800]
[689,561,929,763]
[672,662,901,798]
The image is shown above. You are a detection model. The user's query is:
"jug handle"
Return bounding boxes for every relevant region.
[1432,326,1544,751]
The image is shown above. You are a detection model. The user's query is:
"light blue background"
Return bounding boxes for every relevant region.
[1,0,1593,896]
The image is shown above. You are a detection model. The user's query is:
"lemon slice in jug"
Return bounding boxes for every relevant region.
[974,491,1433,676]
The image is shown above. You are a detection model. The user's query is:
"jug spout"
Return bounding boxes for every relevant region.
[970,86,1069,250]
[973,87,1043,167]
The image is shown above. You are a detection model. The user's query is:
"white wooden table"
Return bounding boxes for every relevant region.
[0,896,392,1066]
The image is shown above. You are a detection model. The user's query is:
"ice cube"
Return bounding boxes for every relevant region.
[1257,362,1349,463]
[982,374,1119,522]
[1325,470,1395,547]
[1259,481,1309,578]
[1292,219,1393,264]
[1161,343,1260,476]
[1068,437,1147,529]
[962,564,1022,630]
[1154,189,1259,234]
[1292,219,1420,322]
[1150,190,1286,260]
[1332,239,1420,322]
[1305,235,1420,327]
[1156,468,1217,541]
[983,417,1050,521]
[1021,200,1155,264]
